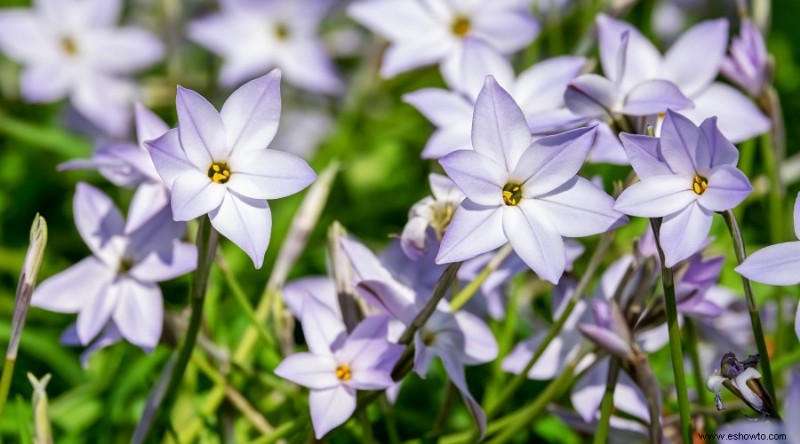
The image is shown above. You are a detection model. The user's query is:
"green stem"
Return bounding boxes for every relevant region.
[450,246,512,311]
[594,358,620,444]
[685,319,716,440]
[147,217,219,440]
[721,210,777,402]
[650,219,691,444]
[0,358,15,420]
[486,229,615,417]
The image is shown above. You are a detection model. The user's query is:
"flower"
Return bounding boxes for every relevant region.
[275,298,402,439]
[614,110,752,266]
[188,0,341,92]
[722,19,769,97]
[348,0,538,80]
[144,70,317,268]
[706,352,778,417]
[59,104,171,232]
[31,183,196,349]
[340,235,497,437]
[574,14,769,142]
[436,76,625,284]
[400,173,464,260]
[0,0,164,135]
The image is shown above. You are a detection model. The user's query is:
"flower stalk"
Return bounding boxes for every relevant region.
[594,357,620,444]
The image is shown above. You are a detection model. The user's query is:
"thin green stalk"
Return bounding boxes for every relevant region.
[450,245,513,311]
[685,319,716,439]
[594,358,620,444]
[397,263,461,345]
[486,229,616,417]
[721,210,777,402]
[650,219,691,444]
[250,418,303,444]
[146,217,219,441]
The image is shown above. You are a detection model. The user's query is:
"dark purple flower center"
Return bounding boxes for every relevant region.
[451,16,471,37]
[502,182,523,206]
[692,175,708,195]
[335,364,352,381]
[208,162,231,184]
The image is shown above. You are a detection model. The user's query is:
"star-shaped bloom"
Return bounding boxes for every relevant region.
[348,0,538,79]
[404,40,588,159]
[144,70,317,268]
[569,14,769,142]
[60,104,171,233]
[722,19,769,97]
[188,0,341,92]
[0,0,164,135]
[400,173,464,260]
[614,110,753,267]
[275,298,402,439]
[31,183,196,349]
[436,76,625,284]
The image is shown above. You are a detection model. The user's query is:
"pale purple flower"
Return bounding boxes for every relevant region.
[60,323,124,368]
[59,104,171,232]
[31,183,196,349]
[400,173,464,260]
[404,40,587,159]
[271,107,334,160]
[275,298,402,439]
[282,276,341,320]
[716,372,798,444]
[144,70,317,268]
[436,77,625,284]
[736,192,800,342]
[188,0,341,93]
[0,0,164,136]
[575,14,769,142]
[347,0,538,80]
[614,110,752,267]
[340,235,497,437]
[722,19,769,96]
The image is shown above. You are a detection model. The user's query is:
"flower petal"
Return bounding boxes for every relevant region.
[130,241,197,283]
[531,177,626,237]
[176,86,227,166]
[699,116,739,168]
[145,128,195,187]
[680,83,770,143]
[439,349,487,439]
[354,280,416,325]
[620,80,692,116]
[619,133,671,178]
[514,56,586,113]
[503,203,566,284]
[472,76,532,170]
[422,126,472,159]
[170,170,226,221]
[125,182,170,234]
[470,8,538,54]
[614,176,696,218]
[309,385,356,439]
[0,11,55,63]
[111,277,163,349]
[564,74,617,118]
[697,165,752,212]
[440,37,515,99]
[301,296,347,356]
[403,88,474,127]
[380,33,451,78]
[219,70,282,155]
[83,27,164,74]
[439,150,506,206]
[227,149,316,200]
[20,63,73,102]
[794,193,800,240]
[513,125,597,196]
[274,353,339,389]
[662,19,728,97]
[76,280,118,345]
[74,182,125,265]
[453,311,498,364]
[208,191,271,269]
[659,201,713,267]
[735,241,800,286]
[659,110,706,175]
[596,14,661,88]
[436,200,506,264]
[32,257,112,313]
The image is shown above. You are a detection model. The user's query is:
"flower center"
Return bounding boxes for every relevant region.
[422,330,436,346]
[335,364,352,381]
[61,36,78,56]
[118,257,135,274]
[274,22,290,41]
[208,162,231,184]
[451,16,471,37]
[692,175,708,195]
[502,182,523,206]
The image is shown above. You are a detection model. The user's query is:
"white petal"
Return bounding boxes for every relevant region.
[531,177,626,237]
[436,200,506,264]
[32,257,112,313]
[73,182,125,265]
[274,353,339,389]
[111,277,163,349]
[208,191,271,269]
[170,170,226,221]
[659,201,713,267]
[176,86,227,166]
[503,203,566,284]
[735,241,800,286]
[227,149,316,200]
[220,70,282,155]
[144,128,195,187]
[438,150,506,206]
[76,280,119,345]
[613,176,696,218]
[309,385,356,439]
[471,76,532,170]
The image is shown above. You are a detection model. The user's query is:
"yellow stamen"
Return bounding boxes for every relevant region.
[335,364,352,381]
[502,183,523,206]
[422,330,436,346]
[61,36,78,56]
[274,22,290,40]
[451,16,471,37]
[692,175,708,195]
[208,162,231,184]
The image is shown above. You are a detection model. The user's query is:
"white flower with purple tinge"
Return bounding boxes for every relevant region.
[32,183,196,350]
[144,70,317,269]
[188,0,342,93]
[400,173,464,261]
[60,104,171,233]
[722,19,769,97]
[348,0,538,80]
[614,110,753,267]
[275,299,402,439]
[0,0,164,136]
[436,76,625,284]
